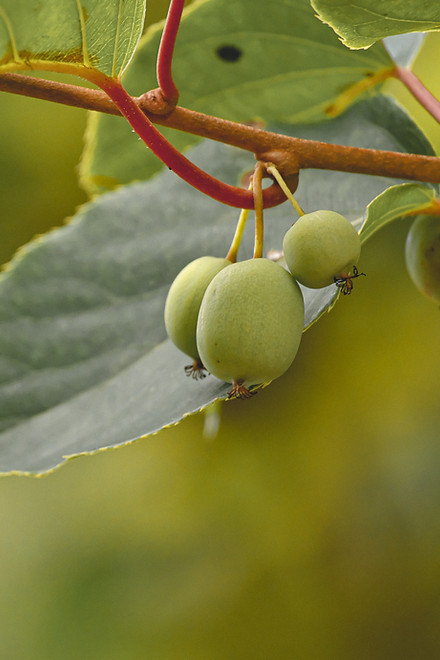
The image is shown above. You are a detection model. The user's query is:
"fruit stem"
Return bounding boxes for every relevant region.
[156,0,185,105]
[226,206,251,263]
[253,162,265,259]
[266,164,305,216]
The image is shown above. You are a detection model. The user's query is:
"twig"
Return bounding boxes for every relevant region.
[1,72,440,189]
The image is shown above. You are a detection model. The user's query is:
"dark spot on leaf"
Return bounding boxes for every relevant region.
[216,45,243,63]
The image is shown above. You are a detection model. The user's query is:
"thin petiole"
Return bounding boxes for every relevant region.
[226,204,251,262]
[156,0,185,105]
[393,66,440,124]
[226,178,253,261]
[266,164,305,216]
[253,162,265,259]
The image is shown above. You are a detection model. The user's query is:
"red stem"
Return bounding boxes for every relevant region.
[98,76,285,209]
[393,66,440,124]
[156,0,185,105]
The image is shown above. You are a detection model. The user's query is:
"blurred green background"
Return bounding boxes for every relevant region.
[1,11,440,660]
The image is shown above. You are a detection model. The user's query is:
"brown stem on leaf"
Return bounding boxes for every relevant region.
[1,72,440,189]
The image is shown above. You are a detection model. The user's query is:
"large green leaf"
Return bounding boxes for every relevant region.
[311,0,440,50]
[0,96,434,474]
[81,0,392,192]
[0,0,146,78]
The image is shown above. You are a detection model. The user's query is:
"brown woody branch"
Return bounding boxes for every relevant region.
[1,72,440,184]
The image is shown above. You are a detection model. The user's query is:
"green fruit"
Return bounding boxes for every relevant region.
[196,258,304,387]
[164,256,231,362]
[405,215,440,303]
[282,210,361,288]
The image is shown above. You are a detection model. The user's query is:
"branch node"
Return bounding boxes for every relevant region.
[257,149,300,195]
[139,88,176,116]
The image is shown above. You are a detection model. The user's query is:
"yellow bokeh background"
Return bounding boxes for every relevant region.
[0,21,440,659]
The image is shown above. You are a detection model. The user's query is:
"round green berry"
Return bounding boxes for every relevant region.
[196,258,304,387]
[405,215,440,303]
[282,210,361,288]
[164,256,231,362]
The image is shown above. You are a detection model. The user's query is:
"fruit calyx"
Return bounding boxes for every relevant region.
[334,265,366,295]
[184,359,208,380]
[226,380,257,400]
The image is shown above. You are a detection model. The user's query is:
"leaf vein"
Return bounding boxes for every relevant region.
[349,3,440,27]
[112,0,124,78]
[0,4,22,64]
[75,0,90,67]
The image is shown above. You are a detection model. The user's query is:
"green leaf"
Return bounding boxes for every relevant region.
[311,0,440,50]
[81,0,392,192]
[360,182,438,244]
[0,95,433,474]
[0,0,146,78]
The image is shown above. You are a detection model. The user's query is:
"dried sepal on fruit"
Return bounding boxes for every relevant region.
[184,359,208,379]
[334,265,366,295]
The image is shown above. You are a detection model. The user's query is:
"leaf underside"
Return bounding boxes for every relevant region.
[0,94,435,474]
[311,0,440,50]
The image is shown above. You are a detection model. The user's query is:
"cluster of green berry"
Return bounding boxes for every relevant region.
[164,209,362,398]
